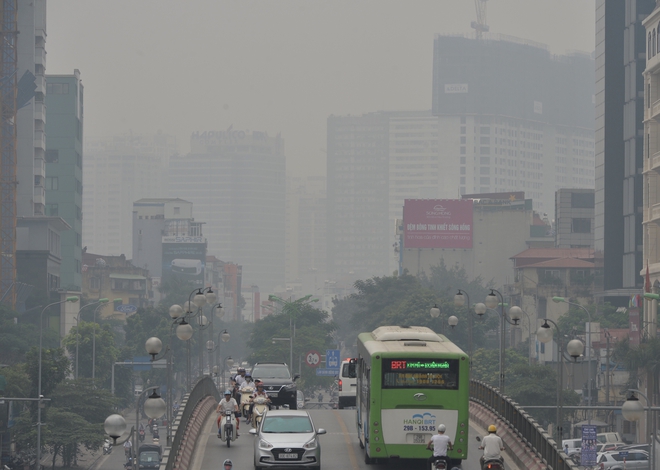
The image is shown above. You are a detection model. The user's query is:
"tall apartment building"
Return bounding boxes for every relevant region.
[17,0,47,217]
[596,1,654,301]
[83,133,177,257]
[327,113,390,281]
[45,71,84,290]
[555,189,595,249]
[285,175,326,293]
[169,130,285,292]
[432,33,595,215]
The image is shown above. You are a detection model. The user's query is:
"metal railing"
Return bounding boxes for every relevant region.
[470,380,579,470]
[163,376,219,470]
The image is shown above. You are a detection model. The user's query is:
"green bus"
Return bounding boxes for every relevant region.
[356,325,470,465]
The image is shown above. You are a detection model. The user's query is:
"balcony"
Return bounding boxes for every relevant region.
[649,203,660,224]
[651,99,660,122]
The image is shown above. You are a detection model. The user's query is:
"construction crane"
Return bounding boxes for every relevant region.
[0,0,18,308]
[471,0,489,40]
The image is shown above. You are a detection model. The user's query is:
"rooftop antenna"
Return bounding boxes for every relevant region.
[471,0,489,40]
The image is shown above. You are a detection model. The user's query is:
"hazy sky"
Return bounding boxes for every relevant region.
[48,1,595,177]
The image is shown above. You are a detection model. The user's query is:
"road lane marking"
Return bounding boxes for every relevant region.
[333,410,360,470]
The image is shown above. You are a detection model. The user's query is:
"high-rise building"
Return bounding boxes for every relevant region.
[169,130,285,292]
[555,189,595,249]
[45,71,84,290]
[83,133,177,257]
[596,1,654,301]
[432,33,595,215]
[17,0,47,217]
[327,113,390,281]
[285,175,326,293]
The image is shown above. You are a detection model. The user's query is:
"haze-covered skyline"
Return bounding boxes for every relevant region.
[48,1,595,177]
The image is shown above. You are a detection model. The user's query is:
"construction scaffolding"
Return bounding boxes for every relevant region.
[0,0,17,307]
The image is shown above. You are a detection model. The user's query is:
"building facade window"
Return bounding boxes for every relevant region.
[45,176,58,190]
[572,218,592,233]
[45,203,58,216]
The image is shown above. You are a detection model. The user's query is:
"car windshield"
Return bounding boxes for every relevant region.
[261,415,313,433]
[252,365,291,379]
[139,452,160,463]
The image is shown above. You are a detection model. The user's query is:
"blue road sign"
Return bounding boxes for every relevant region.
[133,356,152,371]
[618,451,628,458]
[326,349,341,369]
[315,368,340,377]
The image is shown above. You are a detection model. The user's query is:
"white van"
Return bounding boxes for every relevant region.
[338,358,357,409]
[596,432,623,444]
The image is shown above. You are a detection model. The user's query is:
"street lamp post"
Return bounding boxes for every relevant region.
[537,318,584,446]
[103,385,166,470]
[92,299,121,379]
[429,304,458,335]
[484,289,520,396]
[207,329,230,385]
[222,356,234,390]
[272,337,294,373]
[622,389,656,470]
[553,296,593,423]
[37,296,79,469]
[74,298,109,379]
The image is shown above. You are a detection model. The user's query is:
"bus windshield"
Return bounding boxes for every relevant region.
[381,358,459,389]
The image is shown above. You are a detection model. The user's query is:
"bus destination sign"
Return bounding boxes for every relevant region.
[389,360,450,370]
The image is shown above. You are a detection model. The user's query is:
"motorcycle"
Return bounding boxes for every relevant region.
[252,395,269,429]
[103,439,112,455]
[138,428,145,442]
[240,386,255,422]
[218,410,237,447]
[476,436,503,470]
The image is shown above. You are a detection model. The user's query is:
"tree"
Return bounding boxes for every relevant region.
[0,304,40,366]
[62,321,120,382]
[43,408,103,469]
[24,347,69,398]
[470,348,528,387]
[557,301,627,335]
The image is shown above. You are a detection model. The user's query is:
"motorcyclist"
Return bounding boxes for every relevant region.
[233,367,247,387]
[223,459,233,470]
[123,438,133,459]
[426,424,453,468]
[478,425,505,469]
[240,373,255,420]
[216,389,239,438]
[250,380,271,414]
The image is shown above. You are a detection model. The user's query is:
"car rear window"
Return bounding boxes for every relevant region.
[252,365,291,379]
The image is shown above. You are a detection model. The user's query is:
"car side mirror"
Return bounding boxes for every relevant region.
[249,429,257,435]
[316,428,327,435]
[294,374,301,381]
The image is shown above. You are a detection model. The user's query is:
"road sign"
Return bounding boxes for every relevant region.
[618,451,629,458]
[315,368,340,377]
[325,349,341,369]
[580,425,598,467]
[305,350,321,367]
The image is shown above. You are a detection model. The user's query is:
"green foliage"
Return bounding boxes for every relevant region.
[0,363,31,398]
[249,299,336,390]
[62,321,120,382]
[470,348,528,386]
[25,347,69,397]
[50,378,119,424]
[0,304,39,366]
[44,408,104,469]
[556,301,627,335]
[613,337,660,392]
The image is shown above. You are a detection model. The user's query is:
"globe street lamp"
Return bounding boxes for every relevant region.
[207,329,230,385]
[37,296,79,469]
[74,298,109,379]
[103,385,166,470]
[537,318,584,446]
[484,289,520,396]
[428,304,459,335]
[622,390,655,470]
[453,290,485,361]
[553,296,593,423]
[223,356,235,390]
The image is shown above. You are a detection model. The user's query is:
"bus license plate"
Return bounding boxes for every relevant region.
[412,433,426,444]
[279,453,297,459]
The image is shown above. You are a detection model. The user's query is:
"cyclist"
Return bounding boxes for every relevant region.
[426,424,453,468]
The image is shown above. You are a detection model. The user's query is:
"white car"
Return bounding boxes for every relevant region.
[338,359,356,409]
[596,450,649,469]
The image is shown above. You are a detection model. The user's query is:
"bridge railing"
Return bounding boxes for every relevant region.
[162,376,220,470]
[470,380,578,470]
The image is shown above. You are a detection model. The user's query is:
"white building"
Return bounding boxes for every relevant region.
[82,133,177,257]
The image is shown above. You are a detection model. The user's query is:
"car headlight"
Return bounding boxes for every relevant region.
[302,438,317,449]
[283,384,296,391]
[259,439,274,449]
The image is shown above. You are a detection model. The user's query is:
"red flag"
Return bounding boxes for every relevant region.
[646,261,651,293]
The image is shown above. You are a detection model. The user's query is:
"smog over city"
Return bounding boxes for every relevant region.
[9,2,660,468]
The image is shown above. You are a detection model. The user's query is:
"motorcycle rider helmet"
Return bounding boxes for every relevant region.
[245,372,252,378]
[238,367,246,373]
[224,389,232,396]
[223,459,232,469]
[488,424,497,433]
[438,424,446,432]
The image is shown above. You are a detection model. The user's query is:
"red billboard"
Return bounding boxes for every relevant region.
[403,199,473,248]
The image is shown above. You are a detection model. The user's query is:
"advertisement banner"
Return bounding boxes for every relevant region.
[403,199,473,249]
[162,240,206,287]
[580,425,598,467]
